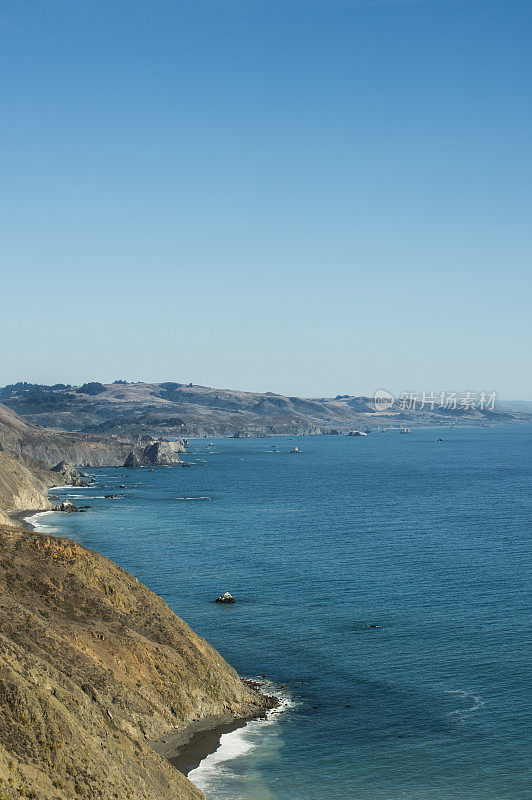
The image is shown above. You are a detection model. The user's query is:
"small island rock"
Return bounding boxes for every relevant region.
[52,500,79,513]
[215,592,235,604]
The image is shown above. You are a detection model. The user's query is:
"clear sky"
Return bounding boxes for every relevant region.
[1,0,530,399]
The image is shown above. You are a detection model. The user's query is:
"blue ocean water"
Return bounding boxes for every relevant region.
[31,425,531,800]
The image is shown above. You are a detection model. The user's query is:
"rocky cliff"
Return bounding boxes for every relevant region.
[124,439,186,468]
[0,402,190,472]
[0,526,271,800]
[0,402,131,467]
[0,450,64,526]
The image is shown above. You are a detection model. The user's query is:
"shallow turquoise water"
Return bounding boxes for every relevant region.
[34,425,531,799]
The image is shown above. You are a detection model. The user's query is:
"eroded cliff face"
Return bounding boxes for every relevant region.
[0,451,55,525]
[124,439,185,467]
[0,528,269,800]
[0,402,131,467]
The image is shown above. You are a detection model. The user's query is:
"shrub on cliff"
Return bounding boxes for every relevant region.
[76,382,106,396]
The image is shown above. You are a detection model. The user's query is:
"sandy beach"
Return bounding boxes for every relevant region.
[152,714,251,776]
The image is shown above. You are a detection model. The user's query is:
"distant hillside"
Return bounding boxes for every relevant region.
[0,381,518,439]
[499,400,532,414]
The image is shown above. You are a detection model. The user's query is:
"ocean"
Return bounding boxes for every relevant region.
[28,425,531,800]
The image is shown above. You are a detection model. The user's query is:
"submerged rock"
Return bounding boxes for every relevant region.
[215,592,235,604]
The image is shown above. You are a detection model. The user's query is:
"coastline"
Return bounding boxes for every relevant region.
[152,714,252,776]
[8,508,43,530]
[153,680,283,777]
[0,522,282,800]
[7,480,80,531]
[6,506,289,789]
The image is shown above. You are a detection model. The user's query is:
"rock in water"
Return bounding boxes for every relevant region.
[51,500,81,512]
[59,500,79,512]
[215,592,235,604]
[123,439,185,467]
[124,450,142,468]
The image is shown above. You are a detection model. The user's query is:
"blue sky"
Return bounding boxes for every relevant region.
[1,0,530,399]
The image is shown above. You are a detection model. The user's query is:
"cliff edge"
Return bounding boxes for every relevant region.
[0,402,131,467]
[0,450,61,527]
[0,527,270,800]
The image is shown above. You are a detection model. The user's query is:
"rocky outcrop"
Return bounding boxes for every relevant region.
[233,429,270,439]
[124,439,185,467]
[51,461,90,486]
[50,499,91,513]
[142,440,184,464]
[124,450,143,468]
[0,526,272,800]
[215,592,235,604]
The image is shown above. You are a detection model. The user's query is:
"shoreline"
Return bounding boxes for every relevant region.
[152,713,251,777]
[152,682,286,780]
[7,507,289,786]
[7,478,79,531]
[7,508,44,530]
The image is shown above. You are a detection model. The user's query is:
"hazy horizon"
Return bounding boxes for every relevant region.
[1,1,531,399]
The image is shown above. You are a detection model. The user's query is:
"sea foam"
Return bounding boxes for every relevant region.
[24,510,59,533]
[445,689,486,717]
[188,681,293,795]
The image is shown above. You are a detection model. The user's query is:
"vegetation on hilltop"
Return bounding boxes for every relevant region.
[0,381,518,439]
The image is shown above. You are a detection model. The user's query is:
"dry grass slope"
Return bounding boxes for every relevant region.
[0,527,268,800]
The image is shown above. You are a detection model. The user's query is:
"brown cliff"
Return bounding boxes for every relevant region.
[0,527,271,800]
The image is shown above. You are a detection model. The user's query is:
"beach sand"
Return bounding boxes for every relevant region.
[8,509,44,529]
[151,714,251,776]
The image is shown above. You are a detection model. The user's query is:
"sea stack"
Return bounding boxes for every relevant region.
[215,591,235,603]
